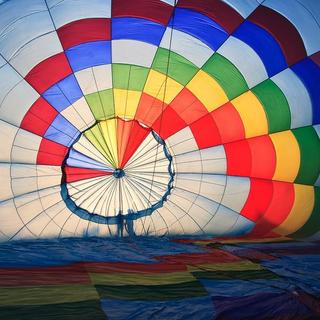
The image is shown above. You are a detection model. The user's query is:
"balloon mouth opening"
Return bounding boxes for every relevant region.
[113,168,125,178]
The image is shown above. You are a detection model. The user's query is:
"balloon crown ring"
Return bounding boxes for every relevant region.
[113,168,125,179]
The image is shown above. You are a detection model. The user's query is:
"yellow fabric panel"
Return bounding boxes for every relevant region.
[273,184,314,235]
[113,89,142,120]
[84,126,116,167]
[270,130,300,182]
[144,70,183,104]
[186,70,228,112]
[232,91,268,138]
[100,119,118,167]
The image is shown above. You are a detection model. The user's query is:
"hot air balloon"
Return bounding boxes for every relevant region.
[0,0,319,242]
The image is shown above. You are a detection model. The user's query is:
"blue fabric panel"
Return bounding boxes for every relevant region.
[200,279,286,297]
[101,296,215,320]
[66,41,111,72]
[42,75,83,112]
[168,8,228,51]
[291,59,320,124]
[67,149,114,171]
[233,21,287,77]
[44,115,79,146]
[212,292,313,320]
[112,17,165,46]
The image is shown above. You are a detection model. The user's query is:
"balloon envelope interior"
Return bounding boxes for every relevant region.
[0,0,319,241]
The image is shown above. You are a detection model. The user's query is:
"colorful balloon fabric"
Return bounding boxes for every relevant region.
[0,0,319,241]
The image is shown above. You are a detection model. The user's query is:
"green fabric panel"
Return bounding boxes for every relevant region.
[0,300,106,320]
[191,269,279,280]
[202,53,248,100]
[85,89,114,121]
[112,64,149,91]
[0,285,99,306]
[293,126,320,184]
[151,48,198,85]
[290,187,320,238]
[188,260,263,272]
[84,126,116,167]
[95,281,207,300]
[90,271,195,285]
[252,80,291,133]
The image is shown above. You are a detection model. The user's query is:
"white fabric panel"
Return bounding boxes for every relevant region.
[271,69,313,128]
[61,105,87,131]
[221,0,260,17]
[0,164,13,201]
[200,146,227,174]
[174,149,201,173]
[11,164,61,197]
[11,129,42,164]
[160,28,214,67]
[0,199,24,240]
[71,97,95,127]
[0,55,5,68]
[0,63,21,105]
[75,65,112,95]
[165,200,204,234]
[228,214,255,236]
[47,0,111,28]
[166,127,198,156]
[0,0,54,61]
[221,176,250,213]
[218,36,268,88]
[203,205,241,235]
[160,0,176,6]
[154,208,185,234]
[264,0,320,55]
[0,80,39,126]
[10,31,63,77]
[112,40,157,68]
[0,120,18,162]
[175,173,226,203]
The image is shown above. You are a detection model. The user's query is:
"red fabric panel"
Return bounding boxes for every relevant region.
[0,265,90,286]
[247,135,276,179]
[117,118,132,166]
[112,0,174,25]
[83,261,187,273]
[64,166,112,183]
[224,139,251,176]
[250,181,295,236]
[169,88,208,125]
[135,93,167,127]
[211,102,245,144]
[57,18,111,50]
[177,0,243,33]
[310,52,320,67]
[190,113,221,149]
[25,53,72,94]
[249,6,306,65]
[157,249,241,264]
[119,120,151,168]
[152,106,187,140]
[20,98,58,136]
[37,138,68,165]
[240,178,273,222]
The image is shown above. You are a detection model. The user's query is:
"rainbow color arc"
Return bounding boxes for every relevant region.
[0,0,319,241]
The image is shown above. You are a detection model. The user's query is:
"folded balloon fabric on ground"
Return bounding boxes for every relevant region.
[0,0,319,319]
[0,237,319,320]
